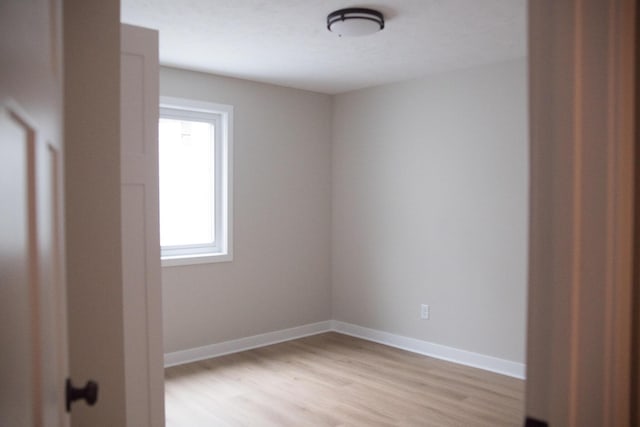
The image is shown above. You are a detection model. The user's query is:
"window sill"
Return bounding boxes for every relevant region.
[161,252,232,267]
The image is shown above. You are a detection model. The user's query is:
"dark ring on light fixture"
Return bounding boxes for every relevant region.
[327,8,385,32]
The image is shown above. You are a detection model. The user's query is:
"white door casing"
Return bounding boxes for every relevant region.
[526,0,636,425]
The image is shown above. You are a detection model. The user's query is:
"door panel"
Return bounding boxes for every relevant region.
[0,108,39,427]
[0,0,67,425]
[40,144,67,425]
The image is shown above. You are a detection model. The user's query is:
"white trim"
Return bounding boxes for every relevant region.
[164,320,525,379]
[330,321,526,379]
[164,321,332,367]
[161,252,232,267]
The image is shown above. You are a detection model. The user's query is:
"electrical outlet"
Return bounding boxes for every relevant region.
[421,304,430,320]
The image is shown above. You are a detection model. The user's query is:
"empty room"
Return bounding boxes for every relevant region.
[3,0,635,426]
[120,0,528,426]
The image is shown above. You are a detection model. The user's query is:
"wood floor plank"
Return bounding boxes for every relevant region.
[165,332,524,426]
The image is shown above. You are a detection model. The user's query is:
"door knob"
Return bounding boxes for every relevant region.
[65,378,98,412]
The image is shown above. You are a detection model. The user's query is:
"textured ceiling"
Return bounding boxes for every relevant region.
[121,0,526,94]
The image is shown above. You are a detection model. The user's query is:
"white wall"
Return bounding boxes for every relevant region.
[160,67,333,353]
[331,59,528,363]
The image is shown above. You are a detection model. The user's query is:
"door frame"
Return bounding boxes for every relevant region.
[526,0,636,425]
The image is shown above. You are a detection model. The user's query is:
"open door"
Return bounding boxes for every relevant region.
[0,0,70,425]
[121,23,165,426]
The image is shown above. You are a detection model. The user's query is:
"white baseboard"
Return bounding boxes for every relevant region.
[331,320,526,379]
[164,321,332,367]
[164,320,526,379]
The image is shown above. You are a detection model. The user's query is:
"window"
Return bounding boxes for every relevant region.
[159,97,233,266]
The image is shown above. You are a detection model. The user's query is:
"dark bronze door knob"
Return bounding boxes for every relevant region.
[65,378,98,412]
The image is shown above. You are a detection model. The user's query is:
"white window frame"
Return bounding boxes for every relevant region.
[159,96,233,266]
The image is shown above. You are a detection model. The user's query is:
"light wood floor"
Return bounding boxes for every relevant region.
[165,332,524,426]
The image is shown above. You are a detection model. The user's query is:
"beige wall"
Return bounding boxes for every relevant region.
[160,60,528,365]
[160,67,333,352]
[64,0,126,425]
[331,59,528,363]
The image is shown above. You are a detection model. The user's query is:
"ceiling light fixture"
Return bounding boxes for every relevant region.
[327,8,385,37]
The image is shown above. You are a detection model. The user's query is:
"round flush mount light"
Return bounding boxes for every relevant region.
[327,8,385,37]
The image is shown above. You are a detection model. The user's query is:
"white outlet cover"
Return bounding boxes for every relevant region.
[421,304,429,319]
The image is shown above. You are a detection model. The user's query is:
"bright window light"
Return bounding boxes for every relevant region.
[158,97,233,266]
[159,118,215,246]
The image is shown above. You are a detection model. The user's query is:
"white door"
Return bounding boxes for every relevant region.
[120,24,165,426]
[0,1,69,426]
